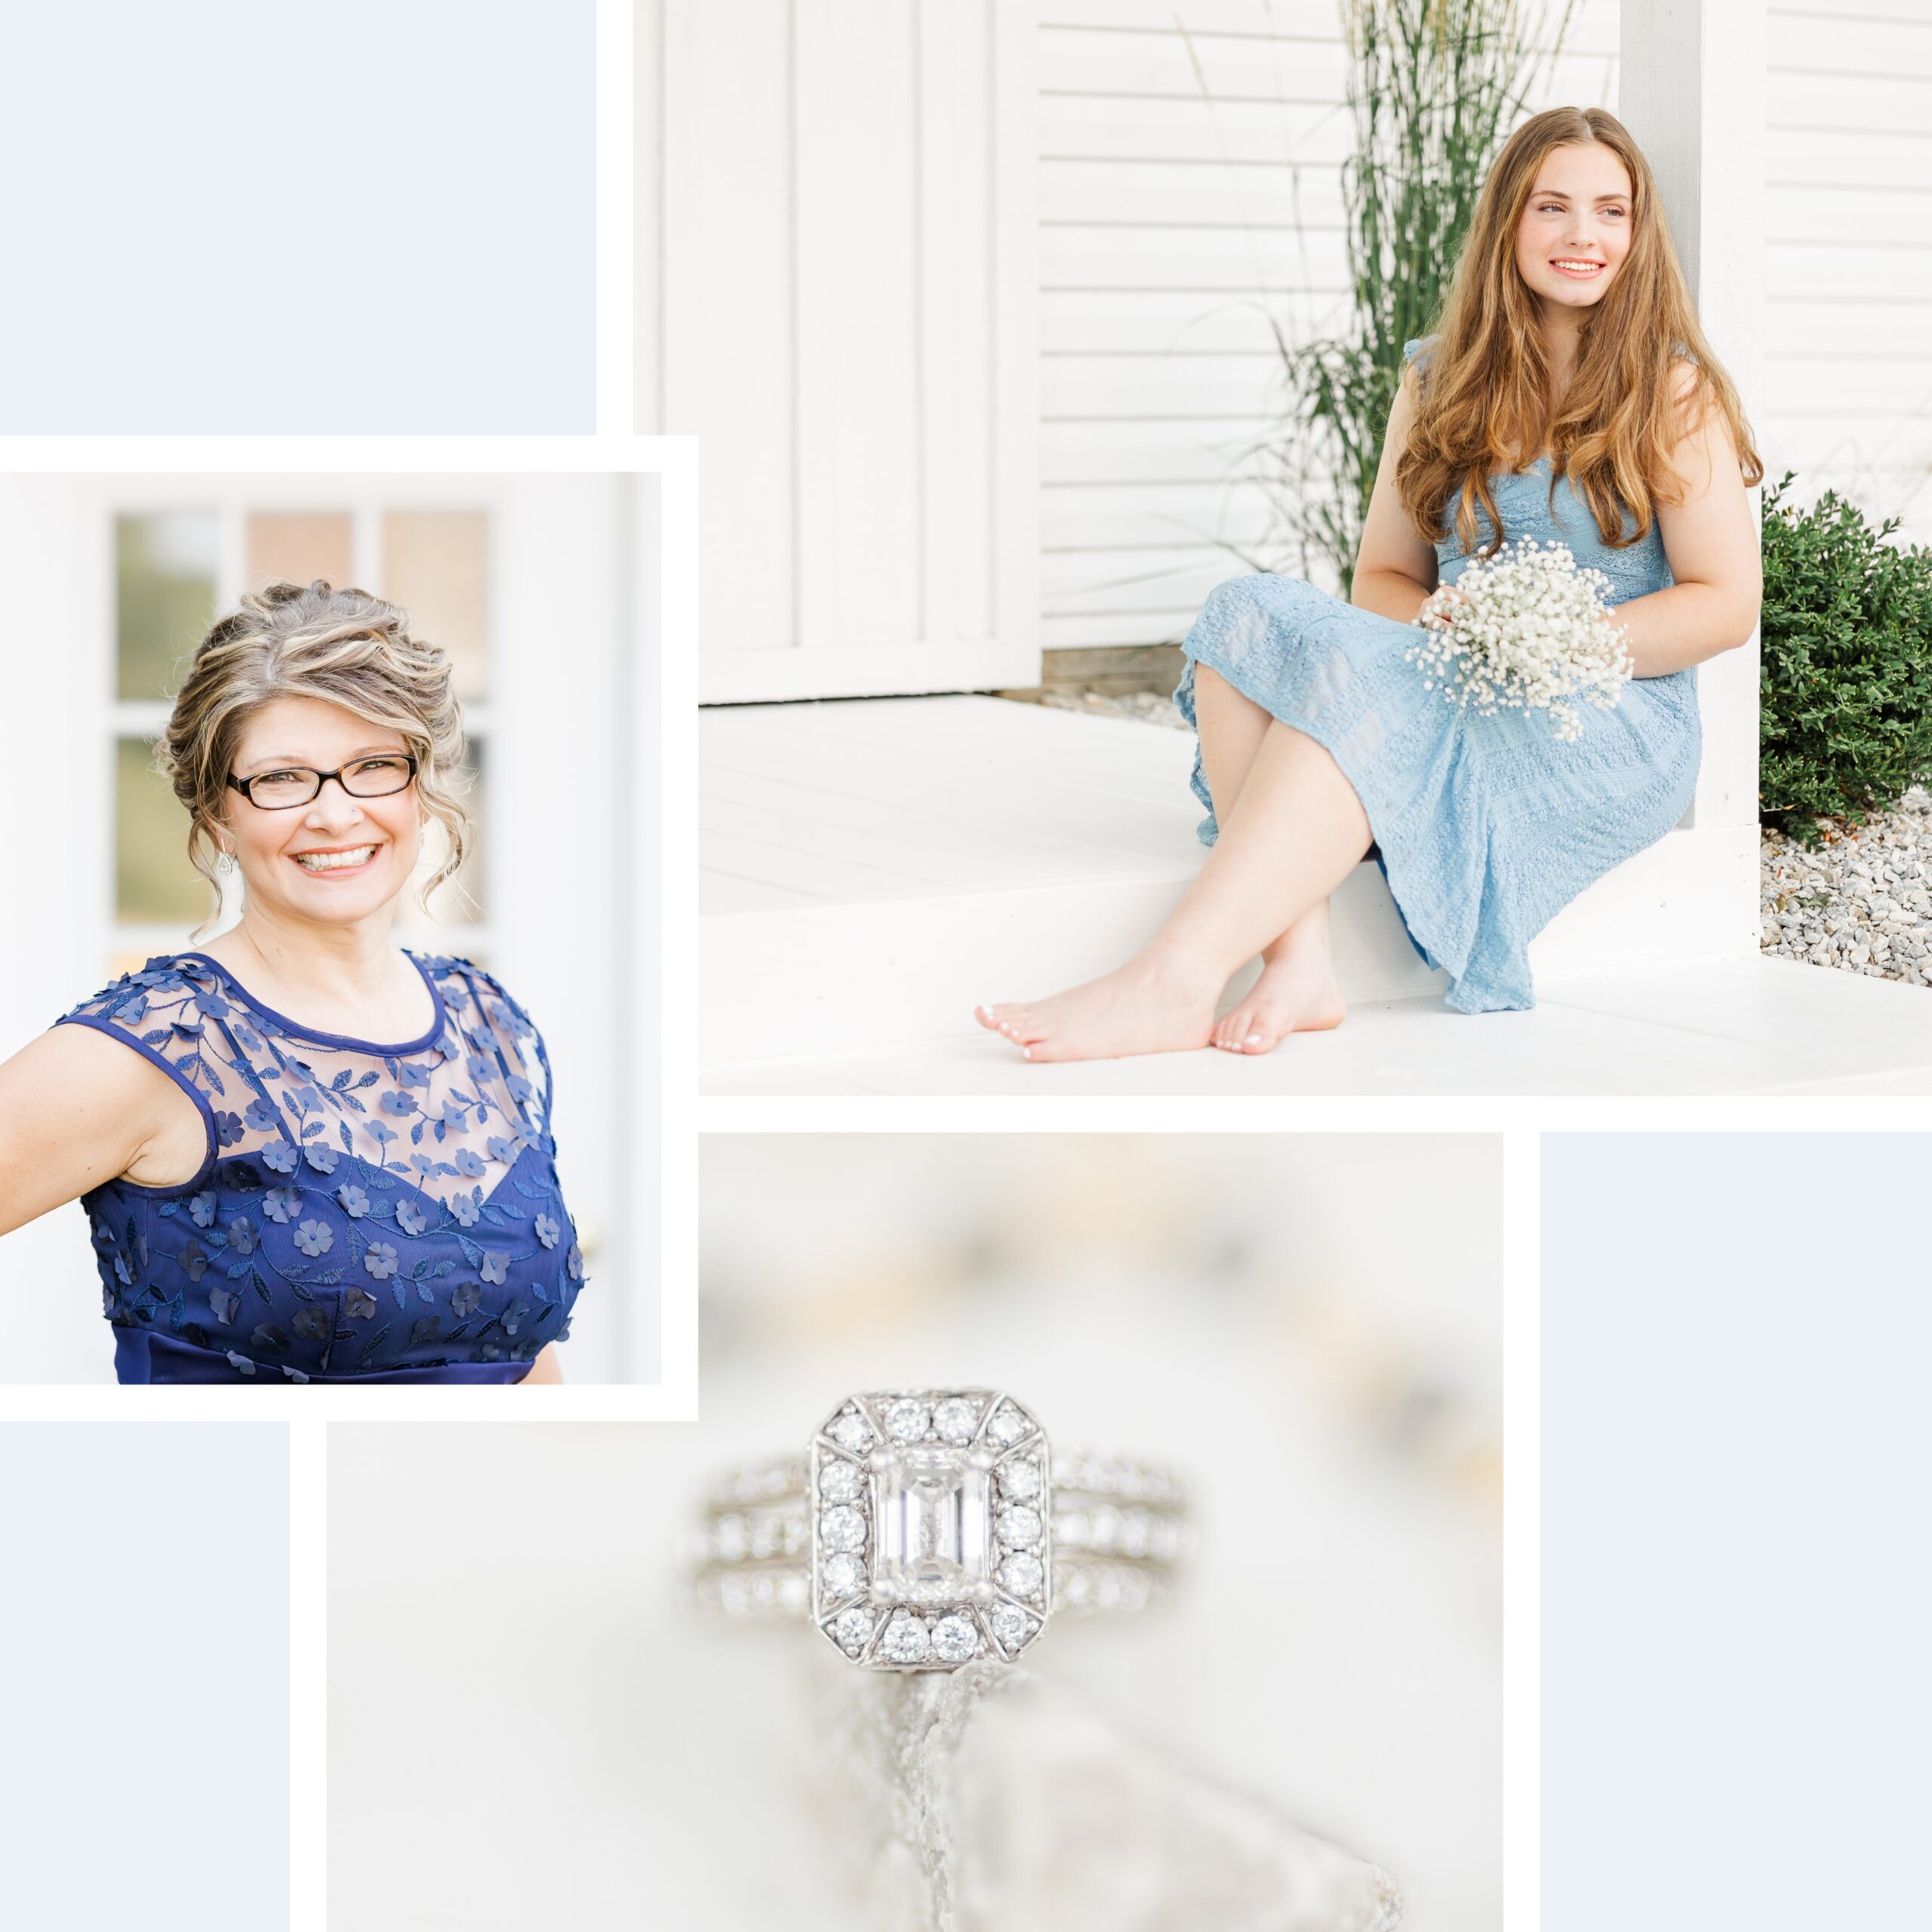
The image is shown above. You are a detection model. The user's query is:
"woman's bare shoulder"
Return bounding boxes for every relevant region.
[0,1023,206,1228]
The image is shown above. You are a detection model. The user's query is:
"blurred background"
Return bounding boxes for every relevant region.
[331,1133,1501,1929]
[0,472,661,1382]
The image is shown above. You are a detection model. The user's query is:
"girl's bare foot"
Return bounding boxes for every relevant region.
[1209,943,1346,1055]
[975,944,1223,1063]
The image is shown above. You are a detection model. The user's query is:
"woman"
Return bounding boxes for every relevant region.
[978,106,1763,1062]
[0,580,586,1382]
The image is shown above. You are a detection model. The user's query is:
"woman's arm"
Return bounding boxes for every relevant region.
[1350,367,1441,623]
[1611,365,1763,678]
[521,1343,565,1384]
[0,1027,206,1235]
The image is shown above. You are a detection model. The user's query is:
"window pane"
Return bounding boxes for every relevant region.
[246,511,353,597]
[395,733,488,937]
[115,736,208,926]
[381,510,488,700]
[116,512,217,701]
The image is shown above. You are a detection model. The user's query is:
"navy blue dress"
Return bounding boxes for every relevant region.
[57,951,586,1383]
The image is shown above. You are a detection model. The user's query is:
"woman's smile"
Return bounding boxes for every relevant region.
[290,840,385,877]
[1549,257,1604,279]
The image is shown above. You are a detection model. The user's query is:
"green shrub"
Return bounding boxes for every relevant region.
[1759,471,1932,843]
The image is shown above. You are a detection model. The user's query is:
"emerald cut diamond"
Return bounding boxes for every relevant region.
[810,1389,1054,1670]
[876,1444,990,1601]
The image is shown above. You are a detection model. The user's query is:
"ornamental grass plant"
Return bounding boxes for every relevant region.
[1759,472,1932,844]
[1242,0,1573,594]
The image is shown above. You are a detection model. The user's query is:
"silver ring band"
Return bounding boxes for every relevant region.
[689,1389,1193,1669]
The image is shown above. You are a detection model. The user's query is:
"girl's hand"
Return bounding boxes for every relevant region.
[1418,583,1470,627]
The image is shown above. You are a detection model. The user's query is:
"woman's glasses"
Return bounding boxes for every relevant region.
[226,754,420,810]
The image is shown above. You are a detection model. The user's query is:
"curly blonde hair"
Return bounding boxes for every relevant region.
[160,580,472,931]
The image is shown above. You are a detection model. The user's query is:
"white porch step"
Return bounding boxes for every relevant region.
[700,694,1758,1067]
[703,957,1932,1097]
[703,694,1429,1064]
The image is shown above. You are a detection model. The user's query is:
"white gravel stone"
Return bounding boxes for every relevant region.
[1761,789,1932,991]
[1039,688,1186,729]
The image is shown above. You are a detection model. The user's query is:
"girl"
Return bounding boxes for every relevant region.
[979,106,1763,1062]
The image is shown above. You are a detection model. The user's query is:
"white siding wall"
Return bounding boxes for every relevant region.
[1040,0,1932,654]
[1763,0,1932,548]
[1038,0,1621,650]
[645,4,1932,674]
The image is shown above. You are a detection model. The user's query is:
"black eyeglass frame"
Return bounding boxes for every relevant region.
[225,753,421,810]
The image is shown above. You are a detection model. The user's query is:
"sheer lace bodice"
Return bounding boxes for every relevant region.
[57,951,586,1382]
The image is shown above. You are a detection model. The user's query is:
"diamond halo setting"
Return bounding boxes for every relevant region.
[812,1388,1051,1669]
[692,1391,1189,1669]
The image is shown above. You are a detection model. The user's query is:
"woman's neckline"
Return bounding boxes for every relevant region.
[174,948,449,1057]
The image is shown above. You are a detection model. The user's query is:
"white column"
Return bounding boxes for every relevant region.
[628,469,667,1387]
[0,479,99,1015]
[490,475,627,1383]
[1618,0,1767,848]
[0,478,120,1378]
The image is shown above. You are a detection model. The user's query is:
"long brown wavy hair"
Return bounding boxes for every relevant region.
[1396,106,1763,556]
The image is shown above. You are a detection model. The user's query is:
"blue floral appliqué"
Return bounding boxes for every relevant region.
[55,951,584,1384]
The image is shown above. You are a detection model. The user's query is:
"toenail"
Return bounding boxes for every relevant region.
[1244,1033,1263,1044]
[1020,1048,1031,1060]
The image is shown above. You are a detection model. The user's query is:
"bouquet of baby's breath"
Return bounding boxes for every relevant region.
[1408,538,1634,742]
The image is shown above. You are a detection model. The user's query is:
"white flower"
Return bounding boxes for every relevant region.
[1406,538,1635,743]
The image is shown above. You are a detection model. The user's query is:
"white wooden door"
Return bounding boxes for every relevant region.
[649,0,1041,703]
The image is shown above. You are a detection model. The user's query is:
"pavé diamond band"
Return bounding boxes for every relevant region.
[691,1388,1192,1671]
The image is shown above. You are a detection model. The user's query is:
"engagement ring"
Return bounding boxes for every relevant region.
[691,1388,1192,1670]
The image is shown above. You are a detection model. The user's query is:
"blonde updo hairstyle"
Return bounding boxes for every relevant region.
[160,580,472,933]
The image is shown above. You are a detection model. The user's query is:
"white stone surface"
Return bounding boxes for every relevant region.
[703,695,1932,1092]
[706,952,1932,1097]
[813,1663,1402,1931]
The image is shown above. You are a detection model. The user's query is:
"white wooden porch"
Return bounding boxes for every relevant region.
[700,697,1932,1095]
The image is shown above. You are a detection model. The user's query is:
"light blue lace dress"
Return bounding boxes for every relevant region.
[1174,336,1699,1012]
